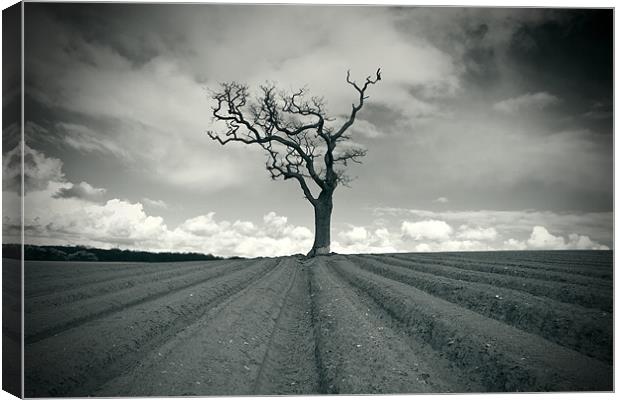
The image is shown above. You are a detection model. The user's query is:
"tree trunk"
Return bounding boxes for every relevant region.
[307,192,333,257]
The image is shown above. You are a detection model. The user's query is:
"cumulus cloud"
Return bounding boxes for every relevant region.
[526,226,566,249]
[456,225,498,241]
[13,178,612,255]
[412,240,496,253]
[503,238,528,251]
[338,226,369,246]
[525,226,609,250]
[374,207,612,249]
[401,219,453,241]
[2,144,310,257]
[433,196,449,203]
[21,194,315,257]
[29,198,169,248]
[333,227,398,254]
[493,92,560,113]
[263,211,290,238]
[53,181,107,203]
[168,211,314,257]
[178,213,223,237]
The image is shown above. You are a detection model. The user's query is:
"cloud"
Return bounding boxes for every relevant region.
[2,144,22,192]
[401,219,453,241]
[526,225,565,249]
[525,226,609,250]
[503,238,527,251]
[6,142,607,257]
[169,211,314,257]
[333,227,398,254]
[31,198,169,248]
[23,145,64,191]
[263,211,290,238]
[21,193,315,257]
[142,198,168,208]
[53,181,107,203]
[433,196,449,203]
[412,240,496,253]
[374,207,612,249]
[1,144,310,257]
[10,156,611,256]
[456,225,498,241]
[178,212,222,237]
[57,122,131,160]
[350,119,384,138]
[493,92,560,113]
[3,144,65,193]
[338,226,369,246]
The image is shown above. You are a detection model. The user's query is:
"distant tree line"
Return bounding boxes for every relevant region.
[2,244,230,262]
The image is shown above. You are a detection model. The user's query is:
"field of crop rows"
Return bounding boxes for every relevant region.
[23,250,613,396]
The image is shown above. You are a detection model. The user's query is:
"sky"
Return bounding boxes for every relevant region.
[2,3,613,257]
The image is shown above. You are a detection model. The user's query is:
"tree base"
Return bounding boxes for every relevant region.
[306,245,330,257]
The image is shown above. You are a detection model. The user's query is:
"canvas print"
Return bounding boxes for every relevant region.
[1,2,614,397]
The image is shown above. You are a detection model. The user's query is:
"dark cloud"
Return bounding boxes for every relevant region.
[508,10,612,118]
[462,46,498,84]
[53,181,107,203]
[3,144,65,193]
[28,3,170,68]
[466,23,489,40]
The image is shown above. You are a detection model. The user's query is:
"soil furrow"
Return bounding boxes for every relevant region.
[391,253,611,288]
[25,260,224,298]
[307,259,334,395]
[408,251,612,271]
[351,255,612,363]
[25,259,250,344]
[361,254,612,312]
[25,261,155,282]
[91,258,312,396]
[26,259,240,312]
[330,256,612,392]
[399,251,613,280]
[24,258,279,397]
[309,257,478,394]
[482,251,612,269]
[251,260,320,395]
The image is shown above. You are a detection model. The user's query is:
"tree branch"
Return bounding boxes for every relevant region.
[333,68,381,141]
[206,69,380,207]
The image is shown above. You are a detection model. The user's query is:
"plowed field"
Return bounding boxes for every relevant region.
[24,250,613,396]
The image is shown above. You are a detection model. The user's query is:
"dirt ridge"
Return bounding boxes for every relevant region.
[25,259,251,343]
[23,251,613,396]
[365,254,612,312]
[330,257,612,391]
[390,253,612,287]
[25,258,280,396]
[351,255,612,363]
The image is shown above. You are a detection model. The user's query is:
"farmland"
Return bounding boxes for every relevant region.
[23,250,612,396]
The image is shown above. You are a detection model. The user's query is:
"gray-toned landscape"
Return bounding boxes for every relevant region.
[3,3,613,396]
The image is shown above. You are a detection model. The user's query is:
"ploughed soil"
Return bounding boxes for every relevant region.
[22,250,613,396]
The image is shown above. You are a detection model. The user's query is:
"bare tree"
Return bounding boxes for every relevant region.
[207,69,381,257]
